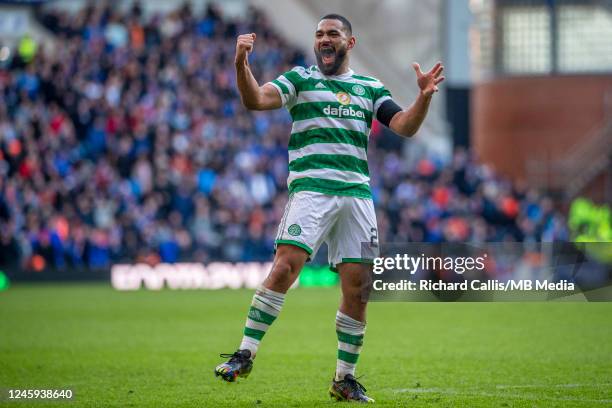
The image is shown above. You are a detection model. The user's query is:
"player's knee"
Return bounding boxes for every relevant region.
[338,265,370,305]
[268,259,297,287]
[272,260,293,278]
[276,246,307,275]
[344,284,364,303]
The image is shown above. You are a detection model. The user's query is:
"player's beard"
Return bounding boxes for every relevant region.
[314,44,347,76]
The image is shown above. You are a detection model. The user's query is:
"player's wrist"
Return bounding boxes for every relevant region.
[234,54,249,67]
[419,89,433,99]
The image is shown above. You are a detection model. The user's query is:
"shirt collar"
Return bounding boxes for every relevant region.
[313,65,354,80]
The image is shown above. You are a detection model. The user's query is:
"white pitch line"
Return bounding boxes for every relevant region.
[394,388,446,394]
[392,386,612,404]
[495,383,612,389]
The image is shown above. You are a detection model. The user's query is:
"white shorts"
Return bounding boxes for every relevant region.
[274,191,379,269]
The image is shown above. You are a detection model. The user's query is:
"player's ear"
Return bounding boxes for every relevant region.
[347,36,356,50]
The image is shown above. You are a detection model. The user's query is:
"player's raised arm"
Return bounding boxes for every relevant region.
[387,62,445,137]
[234,33,282,111]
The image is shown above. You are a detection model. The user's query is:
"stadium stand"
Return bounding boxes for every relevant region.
[0,3,568,272]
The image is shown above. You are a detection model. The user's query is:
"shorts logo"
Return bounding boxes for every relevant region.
[336,91,351,105]
[288,224,302,236]
[352,84,366,96]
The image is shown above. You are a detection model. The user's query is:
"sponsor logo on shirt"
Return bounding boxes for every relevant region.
[336,91,351,105]
[323,104,366,119]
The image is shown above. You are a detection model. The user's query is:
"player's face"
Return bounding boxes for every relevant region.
[314,19,355,76]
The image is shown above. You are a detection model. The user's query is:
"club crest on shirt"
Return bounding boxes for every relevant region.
[352,84,366,96]
[336,92,351,105]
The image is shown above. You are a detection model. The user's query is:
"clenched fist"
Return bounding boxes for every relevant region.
[235,33,256,65]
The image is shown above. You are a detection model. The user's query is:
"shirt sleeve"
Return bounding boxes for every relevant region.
[372,84,393,119]
[266,68,299,109]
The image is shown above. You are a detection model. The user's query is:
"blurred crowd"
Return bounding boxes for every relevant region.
[0,3,568,271]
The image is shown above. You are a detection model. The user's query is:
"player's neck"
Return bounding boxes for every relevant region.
[334,66,351,76]
[317,63,352,78]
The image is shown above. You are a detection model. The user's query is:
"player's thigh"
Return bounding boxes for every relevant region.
[327,197,378,269]
[275,191,340,259]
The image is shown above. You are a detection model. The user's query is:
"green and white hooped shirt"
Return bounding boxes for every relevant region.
[268,65,392,199]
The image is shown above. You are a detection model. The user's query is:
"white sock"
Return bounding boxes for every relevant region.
[239,286,285,357]
[335,311,366,381]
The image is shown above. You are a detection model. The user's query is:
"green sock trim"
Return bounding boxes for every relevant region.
[244,327,266,341]
[337,330,364,346]
[248,306,277,325]
[338,349,360,364]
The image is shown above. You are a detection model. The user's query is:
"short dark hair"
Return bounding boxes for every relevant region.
[320,13,352,35]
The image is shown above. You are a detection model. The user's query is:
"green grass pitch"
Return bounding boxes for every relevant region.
[1,283,611,407]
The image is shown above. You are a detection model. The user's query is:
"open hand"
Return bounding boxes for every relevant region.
[412,62,445,97]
